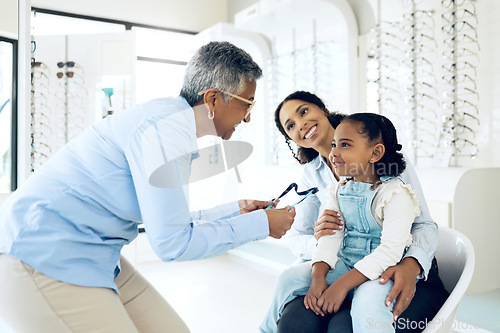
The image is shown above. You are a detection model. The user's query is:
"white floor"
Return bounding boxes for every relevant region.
[1,239,498,333]
[133,254,500,333]
[454,289,500,333]
[134,255,500,333]
[136,253,280,333]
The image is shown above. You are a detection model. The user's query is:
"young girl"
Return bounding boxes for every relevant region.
[260,113,421,333]
[271,91,448,333]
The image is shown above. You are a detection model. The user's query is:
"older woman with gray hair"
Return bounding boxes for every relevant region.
[0,41,295,332]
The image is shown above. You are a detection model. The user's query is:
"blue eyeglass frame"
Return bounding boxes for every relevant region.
[266,183,319,209]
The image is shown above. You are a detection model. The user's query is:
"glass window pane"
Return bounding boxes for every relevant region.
[132,27,197,62]
[31,12,125,35]
[0,40,13,193]
[135,60,186,103]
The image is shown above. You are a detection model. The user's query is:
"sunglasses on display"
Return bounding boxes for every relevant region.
[57,71,75,78]
[57,61,77,68]
[57,61,85,74]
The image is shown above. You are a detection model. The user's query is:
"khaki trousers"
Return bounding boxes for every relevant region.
[0,254,190,333]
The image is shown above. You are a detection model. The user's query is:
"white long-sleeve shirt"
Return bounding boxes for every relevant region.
[0,96,269,292]
[311,180,420,280]
[288,154,438,280]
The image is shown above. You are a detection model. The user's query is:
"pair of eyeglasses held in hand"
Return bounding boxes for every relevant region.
[266,183,319,210]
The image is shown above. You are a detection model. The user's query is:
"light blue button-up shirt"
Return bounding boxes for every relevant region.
[0,96,269,292]
[288,154,438,280]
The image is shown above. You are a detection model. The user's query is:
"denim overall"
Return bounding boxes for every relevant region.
[336,178,384,270]
[260,177,397,333]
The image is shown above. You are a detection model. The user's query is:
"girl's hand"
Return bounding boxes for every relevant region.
[304,277,328,316]
[314,209,344,240]
[317,279,349,314]
[238,199,278,214]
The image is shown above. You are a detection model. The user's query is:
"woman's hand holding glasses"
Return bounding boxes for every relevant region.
[238,199,279,214]
[265,207,296,239]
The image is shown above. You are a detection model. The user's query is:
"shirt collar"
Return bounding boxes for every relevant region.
[177,96,196,136]
[311,154,327,170]
[176,96,199,159]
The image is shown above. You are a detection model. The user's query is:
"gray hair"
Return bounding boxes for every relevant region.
[180,41,263,106]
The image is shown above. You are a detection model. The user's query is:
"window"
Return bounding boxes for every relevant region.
[135,60,187,103]
[31,12,125,35]
[132,27,197,103]
[0,37,17,192]
[31,8,197,105]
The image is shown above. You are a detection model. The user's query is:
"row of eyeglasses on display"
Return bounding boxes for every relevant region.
[30,55,88,172]
[368,0,479,166]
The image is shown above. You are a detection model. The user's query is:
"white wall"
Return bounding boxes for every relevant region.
[0,194,9,205]
[31,0,228,32]
[19,0,500,168]
[18,0,500,170]
[0,0,18,38]
[227,0,259,22]
[228,0,375,33]
[477,0,500,167]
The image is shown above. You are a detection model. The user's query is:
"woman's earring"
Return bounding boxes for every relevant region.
[208,109,215,120]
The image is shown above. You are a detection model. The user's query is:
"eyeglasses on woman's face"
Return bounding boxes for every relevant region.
[198,89,256,119]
